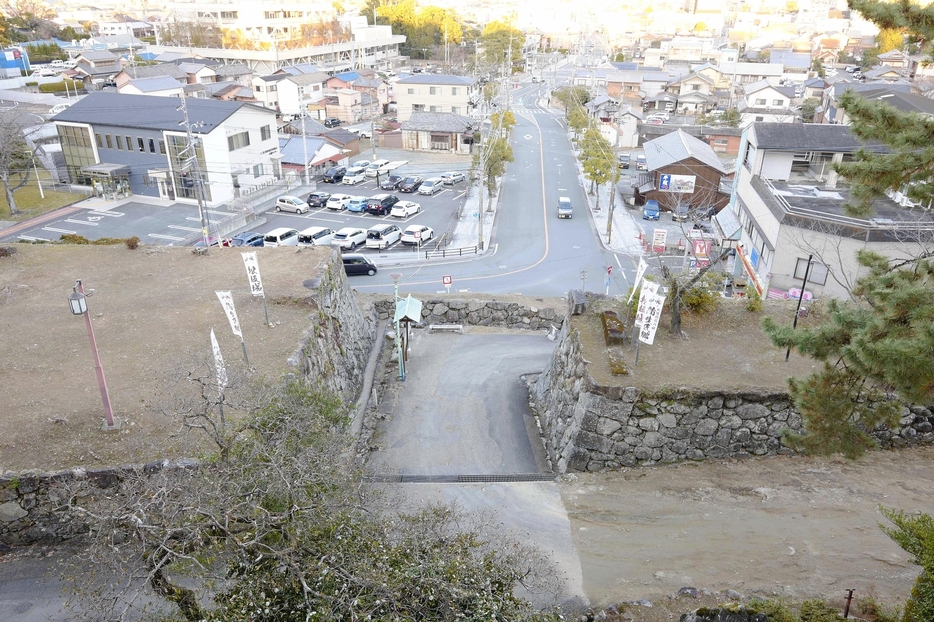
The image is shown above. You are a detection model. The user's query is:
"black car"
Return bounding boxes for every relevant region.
[324,117,342,128]
[342,253,377,276]
[398,176,423,193]
[306,191,331,207]
[322,166,346,183]
[365,194,400,216]
[229,231,265,247]
[381,174,404,190]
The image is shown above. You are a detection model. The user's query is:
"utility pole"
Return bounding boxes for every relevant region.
[607,156,620,244]
[300,107,309,186]
[177,93,210,248]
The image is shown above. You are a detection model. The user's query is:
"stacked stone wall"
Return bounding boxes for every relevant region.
[374,297,564,330]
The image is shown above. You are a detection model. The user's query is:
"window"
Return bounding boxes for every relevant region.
[116,135,124,150]
[268,84,276,92]
[256,85,263,92]
[755,116,764,122]
[412,104,425,112]
[691,84,700,91]
[451,87,459,96]
[159,140,166,155]
[407,88,415,95]
[137,137,145,152]
[772,99,783,106]
[755,98,766,105]
[261,125,272,141]
[149,138,156,153]
[714,138,728,146]
[95,133,103,148]
[126,136,133,151]
[429,105,440,112]
[429,86,439,95]
[227,131,251,151]
[105,134,112,149]
[794,258,828,285]
[451,107,461,115]
[220,10,237,18]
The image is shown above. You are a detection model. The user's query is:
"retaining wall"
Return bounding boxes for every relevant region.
[374,297,565,330]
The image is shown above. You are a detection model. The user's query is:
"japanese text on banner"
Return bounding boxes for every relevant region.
[634,280,659,327]
[215,290,243,338]
[241,252,265,297]
[638,292,666,345]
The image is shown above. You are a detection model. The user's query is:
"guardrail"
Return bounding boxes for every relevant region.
[423,242,483,259]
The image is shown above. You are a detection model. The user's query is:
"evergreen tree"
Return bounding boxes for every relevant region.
[880,508,934,622]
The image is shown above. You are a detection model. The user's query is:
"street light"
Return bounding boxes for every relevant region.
[68,280,119,431]
[390,272,405,382]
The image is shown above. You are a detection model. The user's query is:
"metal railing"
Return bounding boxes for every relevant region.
[423,242,483,259]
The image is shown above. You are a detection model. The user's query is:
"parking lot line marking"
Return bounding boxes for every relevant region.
[168,225,201,232]
[19,235,49,241]
[63,219,98,226]
[42,227,77,234]
[186,217,201,221]
[148,233,185,241]
[87,210,124,217]
[206,210,231,217]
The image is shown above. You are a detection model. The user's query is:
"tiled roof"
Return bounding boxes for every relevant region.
[643,129,725,173]
[750,122,886,151]
[396,74,475,86]
[124,76,183,92]
[401,111,473,132]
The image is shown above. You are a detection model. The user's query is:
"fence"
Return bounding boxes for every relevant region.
[423,242,483,259]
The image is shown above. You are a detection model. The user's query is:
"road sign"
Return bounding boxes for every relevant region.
[606,265,612,276]
[442,275,453,286]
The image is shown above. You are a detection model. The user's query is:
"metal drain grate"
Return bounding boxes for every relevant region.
[366,473,557,484]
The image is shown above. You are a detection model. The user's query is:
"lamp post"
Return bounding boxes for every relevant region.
[390,272,405,381]
[68,280,119,431]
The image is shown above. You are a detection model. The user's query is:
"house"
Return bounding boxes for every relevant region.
[817,82,913,124]
[725,122,933,300]
[113,64,188,89]
[97,20,155,38]
[614,106,642,148]
[252,74,290,111]
[639,125,744,156]
[277,134,345,182]
[667,71,718,114]
[400,112,473,153]
[737,80,797,127]
[769,49,811,82]
[634,129,731,216]
[324,88,380,125]
[393,74,476,122]
[73,50,122,84]
[276,72,331,117]
[52,92,281,207]
[876,49,910,69]
[802,77,828,101]
[861,65,910,83]
[350,76,390,113]
[118,76,185,97]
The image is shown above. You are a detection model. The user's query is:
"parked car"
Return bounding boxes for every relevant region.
[618,153,631,169]
[323,117,342,128]
[646,118,664,125]
[352,160,371,170]
[326,193,352,210]
[366,194,400,216]
[342,166,367,185]
[322,166,346,183]
[365,223,402,249]
[297,226,335,246]
[381,174,404,190]
[229,231,265,247]
[32,67,58,77]
[399,176,423,193]
[401,224,434,245]
[365,159,391,178]
[342,253,378,276]
[345,196,368,213]
[636,154,647,171]
[645,111,669,121]
[417,178,443,195]
[194,236,232,248]
[263,227,300,247]
[306,191,331,208]
[331,227,367,250]
[274,195,308,214]
[440,171,466,185]
[390,200,421,218]
[642,199,660,221]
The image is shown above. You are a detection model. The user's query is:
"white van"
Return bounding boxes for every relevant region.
[417,177,443,196]
[342,166,367,185]
[365,159,391,178]
[365,223,401,250]
[297,226,335,246]
[263,227,299,247]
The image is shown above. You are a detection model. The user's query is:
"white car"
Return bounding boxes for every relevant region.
[441,171,466,185]
[390,201,421,218]
[32,67,58,77]
[417,178,443,195]
[326,193,352,210]
[401,225,434,245]
[331,227,367,250]
[342,166,367,185]
[274,195,307,214]
[297,226,335,246]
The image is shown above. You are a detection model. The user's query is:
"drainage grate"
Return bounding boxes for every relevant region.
[366,473,557,484]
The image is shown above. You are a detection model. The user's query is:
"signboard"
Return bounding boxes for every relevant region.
[442,275,452,286]
[652,228,668,253]
[658,174,696,194]
[628,258,649,305]
[241,252,265,297]
[638,291,666,345]
[692,239,711,268]
[215,290,243,338]
[634,281,659,327]
[210,328,227,391]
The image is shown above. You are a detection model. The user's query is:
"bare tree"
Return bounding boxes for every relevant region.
[0,107,43,216]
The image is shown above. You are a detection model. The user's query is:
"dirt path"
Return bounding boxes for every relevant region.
[561,446,934,615]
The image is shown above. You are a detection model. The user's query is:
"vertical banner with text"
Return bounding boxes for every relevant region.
[634,281,660,327]
[210,328,227,392]
[241,252,265,297]
[628,258,649,305]
[638,291,666,345]
[215,290,243,338]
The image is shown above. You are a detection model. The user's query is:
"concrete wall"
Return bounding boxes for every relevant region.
[531,319,934,473]
[0,252,376,546]
[373,297,565,330]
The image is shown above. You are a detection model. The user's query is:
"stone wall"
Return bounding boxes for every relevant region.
[374,297,564,330]
[531,318,934,473]
[0,252,376,547]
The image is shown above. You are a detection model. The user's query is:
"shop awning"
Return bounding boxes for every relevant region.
[81,163,131,177]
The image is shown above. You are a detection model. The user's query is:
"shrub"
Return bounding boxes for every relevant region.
[745,287,763,312]
[799,599,845,622]
[749,599,799,622]
[59,234,136,246]
[124,236,140,250]
[680,271,722,315]
[25,80,38,86]
[38,79,83,93]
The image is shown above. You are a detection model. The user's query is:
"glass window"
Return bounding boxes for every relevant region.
[227,131,250,151]
[794,258,828,285]
[429,86,438,95]
[260,125,271,141]
[159,140,166,155]
[105,134,112,149]
[451,87,458,96]
[95,133,103,148]
[755,98,766,105]
[126,136,132,150]
[116,135,124,150]
[137,137,145,152]
[149,138,156,153]
[451,107,460,115]
[772,99,783,106]
[407,88,415,94]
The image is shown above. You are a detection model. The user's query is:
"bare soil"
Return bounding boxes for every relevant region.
[0,244,330,472]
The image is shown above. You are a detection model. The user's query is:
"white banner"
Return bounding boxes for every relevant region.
[241,252,265,297]
[215,290,243,338]
[210,328,227,391]
[659,174,696,193]
[634,281,659,327]
[638,291,666,345]
[628,258,649,305]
